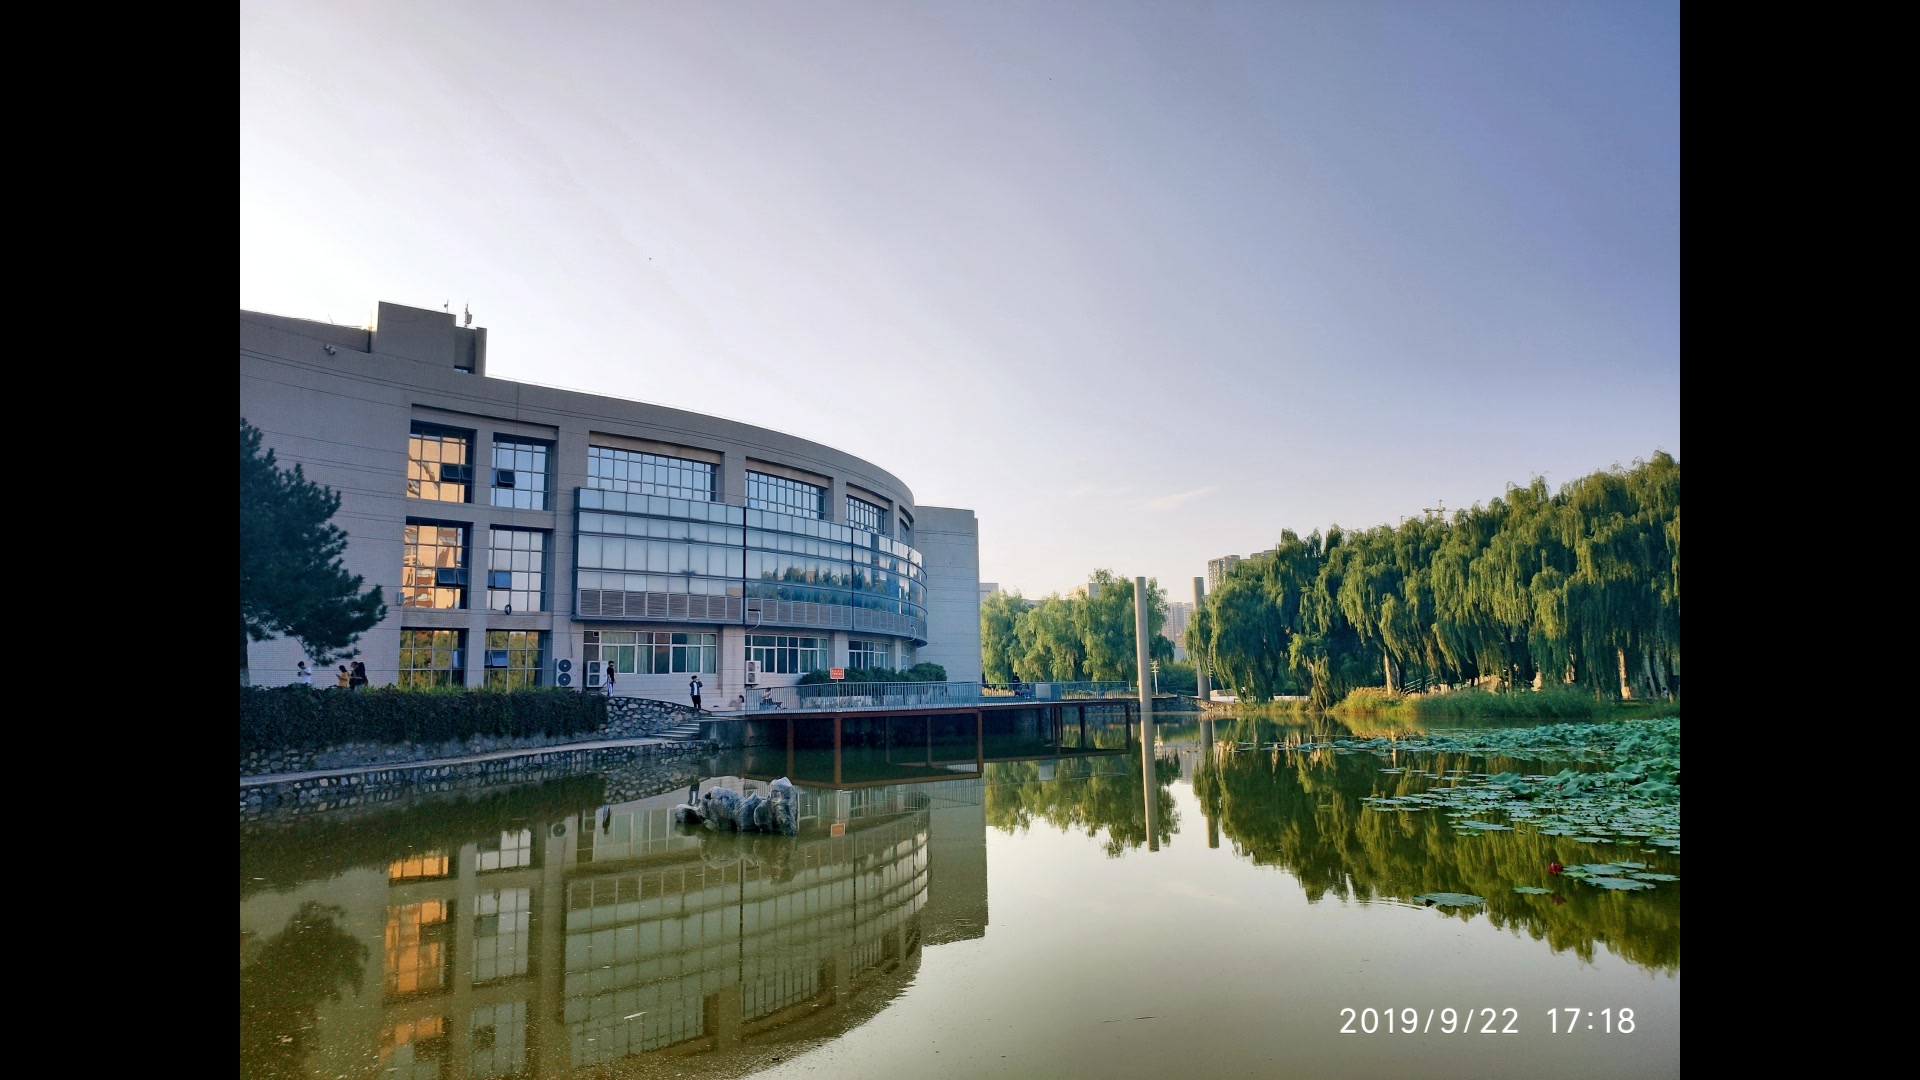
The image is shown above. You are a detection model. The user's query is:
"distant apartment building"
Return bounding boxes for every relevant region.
[1206,555,1242,592]
[980,582,1001,603]
[1163,600,1193,661]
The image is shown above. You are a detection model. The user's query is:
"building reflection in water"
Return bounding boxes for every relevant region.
[239,774,988,1079]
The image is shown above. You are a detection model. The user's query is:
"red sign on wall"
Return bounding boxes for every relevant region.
[830,667,845,680]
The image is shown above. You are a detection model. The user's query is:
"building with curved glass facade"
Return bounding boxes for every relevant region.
[241,301,982,700]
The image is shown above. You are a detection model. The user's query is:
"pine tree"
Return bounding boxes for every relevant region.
[240,418,386,684]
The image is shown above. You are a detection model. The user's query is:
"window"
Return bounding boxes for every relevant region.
[747,471,826,519]
[384,899,453,996]
[849,638,892,669]
[490,438,551,510]
[389,853,452,882]
[475,829,532,872]
[468,1001,526,1079]
[403,522,469,609]
[377,1017,448,1080]
[471,886,531,984]
[408,423,472,503]
[486,529,546,613]
[583,630,718,674]
[587,446,716,501]
[846,495,888,535]
[483,630,545,689]
[745,634,824,675]
[399,628,466,688]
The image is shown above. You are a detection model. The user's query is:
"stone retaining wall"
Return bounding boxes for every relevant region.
[239,696,708,778]
[239,739,718,822]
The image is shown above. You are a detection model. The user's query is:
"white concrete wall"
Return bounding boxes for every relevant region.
[913,507,982,683]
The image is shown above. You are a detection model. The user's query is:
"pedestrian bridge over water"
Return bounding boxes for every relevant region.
[713,680,1140,714]
[653,681,1194,787]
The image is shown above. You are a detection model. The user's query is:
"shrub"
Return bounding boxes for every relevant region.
[240,685,607,757]
[1333,686,1404,716]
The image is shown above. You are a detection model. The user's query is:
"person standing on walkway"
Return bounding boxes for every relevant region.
[689,674,703,711]
[604,666,617,694]
[350,660,368,690]
[337,664,352,689]
[296,661,313,686]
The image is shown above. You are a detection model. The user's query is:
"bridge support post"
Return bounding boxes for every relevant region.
[1135,576,1158,851]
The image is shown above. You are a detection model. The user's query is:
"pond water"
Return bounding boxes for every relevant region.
[240,712,1679,1079]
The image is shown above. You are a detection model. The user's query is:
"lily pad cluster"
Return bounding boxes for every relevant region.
[1413,892,1486,908]
[1294,717,1679,761]
[1555,862,1676,890]
[1333,718,1681,903]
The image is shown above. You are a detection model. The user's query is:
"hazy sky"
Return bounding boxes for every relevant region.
[241,1,1679,601]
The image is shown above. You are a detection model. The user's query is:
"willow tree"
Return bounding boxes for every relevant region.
[1189,453,1677,705]
[1185,601,1216,688]
[1013,594,1085,682]
[1334,526,1407,692]
[1553,457,1680,698]
[1428,504,1512,688]
[1263,529,1370,707]
[979,590,1032,683]
[1385,516,1449,686]
[1074,569,1167,682]
[1203,572,1290,701]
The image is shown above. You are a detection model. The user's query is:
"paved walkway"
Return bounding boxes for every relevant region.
[239,734,689,789]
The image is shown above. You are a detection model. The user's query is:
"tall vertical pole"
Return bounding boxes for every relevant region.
[1193,576,1210,703]
[1199,718,1219,848]
[1135,576,1158,851]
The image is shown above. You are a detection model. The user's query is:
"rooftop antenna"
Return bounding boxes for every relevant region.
[464,303,472,327]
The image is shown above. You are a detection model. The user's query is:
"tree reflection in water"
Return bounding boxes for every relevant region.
[238,901,369,1080]
[1191,718,1679,972]
[984,748,1180,856]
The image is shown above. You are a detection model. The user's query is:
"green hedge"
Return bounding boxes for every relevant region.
[240,685,607,757]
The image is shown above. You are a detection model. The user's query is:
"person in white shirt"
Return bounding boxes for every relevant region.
[295,661,313,686]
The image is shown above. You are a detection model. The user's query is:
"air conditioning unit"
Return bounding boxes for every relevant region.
[585,659,604,687]
[555,657,573,687]
[745,660,761,686]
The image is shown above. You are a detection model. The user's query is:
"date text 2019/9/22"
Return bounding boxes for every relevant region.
[1338,1008,1639,1034]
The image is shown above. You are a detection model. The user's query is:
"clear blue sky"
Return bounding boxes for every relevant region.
[241,1,1679,601]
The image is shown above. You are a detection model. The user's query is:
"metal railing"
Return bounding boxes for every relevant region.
[713,680,1139,713]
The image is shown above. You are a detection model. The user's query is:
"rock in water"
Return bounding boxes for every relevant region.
[740,793,769,832]
[768,777,799,835]
[670,803,704,825]
[700,787,744,831]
